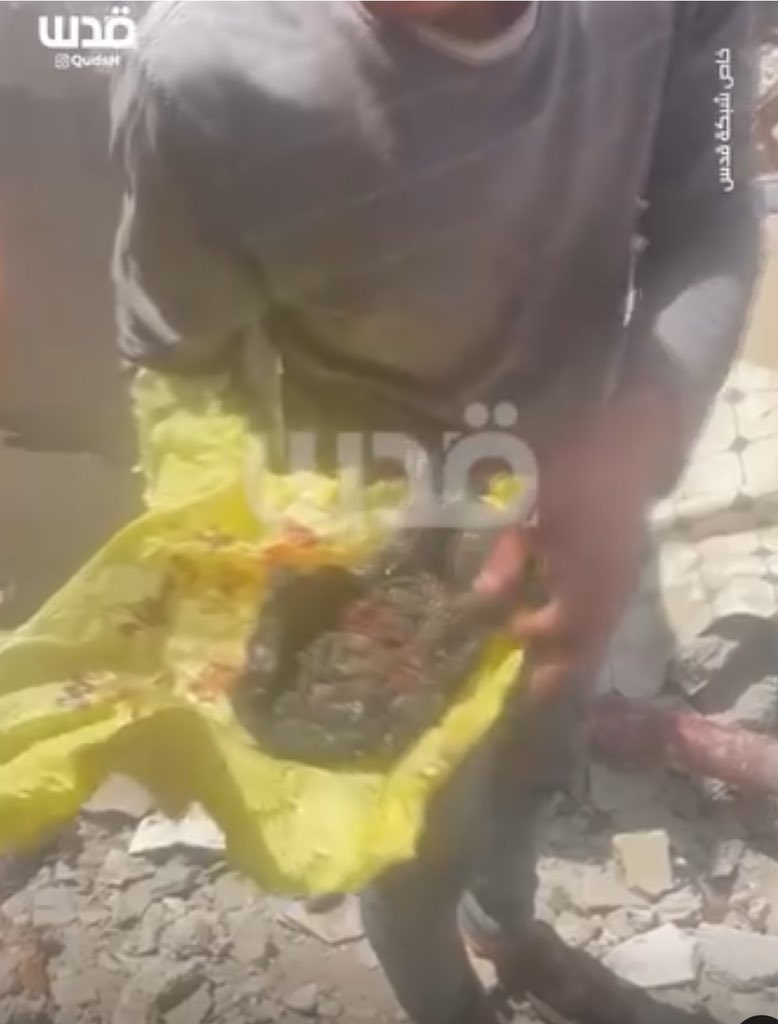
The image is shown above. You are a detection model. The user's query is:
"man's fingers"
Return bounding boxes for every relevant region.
[510,598,574,648]
[512,599,596,700]
[474,527,531,597]
[528,661,571,700]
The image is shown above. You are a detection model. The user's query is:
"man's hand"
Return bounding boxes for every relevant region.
[475,387,682,699]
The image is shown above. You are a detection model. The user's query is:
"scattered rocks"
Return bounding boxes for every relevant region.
[127,902,167,956]
[80,905,107,927]
[672,633,740,702]
[604,924,698,989]
[50,968,99,1014]
[149,860,199,900]
[588,762,660,815]
[355,939,379,969]
[709,836,745,881]
[99,849,153,889]
[0,917,49,1001]
[54,932,98,969]
[129,806,225,857]
[546,884,572,916]
[283,982,321,1016]
[539,809,593,857]
[602,906,656,941]
[280,895,364,946]
[698,923,778,990]
[731,989,778,1020]
[612,830,673,897]
[111,879,154,929]
[553,911,599,949]
[747,897,770,930]
[716,676,778,732]
[229,910,273,966]
[163,910,215,959]
[218,999,276,1024]
[0,995,49,1024]
[656,887,703,926]
[53,862,79,886]
[163,982,213,1024]
[1,891,31,923]
[318,995,343,1018]
[29,886,80,929]
[576,865,645,912]
[83,775,154,823]
[112,962,203,1024]
[210,966,268,1019]
[674,617,778,715]
[211,873,257,913]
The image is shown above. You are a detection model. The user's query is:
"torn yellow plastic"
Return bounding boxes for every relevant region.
[0,370,523,894]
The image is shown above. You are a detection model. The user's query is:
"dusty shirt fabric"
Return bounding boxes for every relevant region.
[111,1,759,456]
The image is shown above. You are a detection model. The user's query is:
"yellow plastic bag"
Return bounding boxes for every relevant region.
[0,371,523,894]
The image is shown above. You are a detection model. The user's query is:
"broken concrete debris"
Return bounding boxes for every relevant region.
[228,910,273,966]
[587,761,661,815]
[163,911,215,959]
[129,805,225,857]
[127,902,166,956]
[746,897,770,930]
[29,887,80,929]
[604,924,698,989]
[709,836,745,881]
[612,829,673,898]
[112,961,203,1024]
[698,923,778,991]
[674,617,778,716]
[0,916,49,1001]
[111,879,154,929]
[717,676,778,732]
[354,939,380,969]
[163,981,213,1024]
[1,890,31,924]
[99,848,154,889]
[279,894,365,946]
[49,968,99,1014]
[553,910,600,949]
[149,860,199,900]
[211,872,258,914]
[655,887,703,926]
[282,982,321,1016]
[573,864,646,912]
[672,633,741,702]
[82,774,154,823]
[602,906,656,942]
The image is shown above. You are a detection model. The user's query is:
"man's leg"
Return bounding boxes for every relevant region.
[360,738,503,1024]
[362,859,495,1024]
[460,683,585,958]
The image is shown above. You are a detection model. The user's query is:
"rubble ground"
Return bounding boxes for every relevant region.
[3,616,778,1023]
[2,752,778,1024]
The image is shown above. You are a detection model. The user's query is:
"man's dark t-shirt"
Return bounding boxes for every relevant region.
[111,1,758,456]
